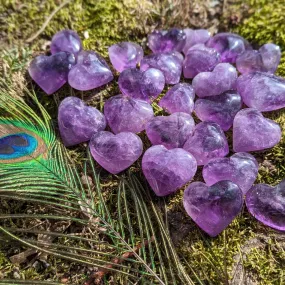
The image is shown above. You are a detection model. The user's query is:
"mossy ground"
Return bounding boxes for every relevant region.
[0,0,284,284]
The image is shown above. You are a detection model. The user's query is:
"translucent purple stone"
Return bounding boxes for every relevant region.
[246,180,285,231]
[206,32,251,63]
[192,63,237,98]
[108,42,144,72]
[28,52,75,95]
[183,44,220,78]
[236,43,281,74]
[145,112,195,149]
[118,68,165,102]
[183,181,243,237]
[50,29,82,56]
[183,122,229,166]
[68,51,113,91]
[104,94,154,134]
[159,83,195,114]
[236,72,285,111]
[89,131,143,174]
[183,28,211,55]
[140,52,183,84]
[194,91,242,131]
[142,145,197,196]
[148,28,186,53]
[58,97,106,146]
[233,108,282,152]
[203,152,259,194]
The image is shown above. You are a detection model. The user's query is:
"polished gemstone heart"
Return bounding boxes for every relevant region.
[104,94,154,134]
[89,131,143,174]
[159,83,195,114]
[146,112,195,149]
[246,180,285,231]
[118,68,165,102]
[58,97,106,146]
[183,28,211,55]
[236,43,281,74]
[206,32,251,63]
[142,145,197,196]
[108,42,143,72]
[28,52,75,94]
[203,152,259,194]
[236,72,285,111]
[183,122,229,166]
[140,52,183,84]
[50,29,82,56]
[194,91,242,131]
[192,63,238,98]
[148,28,186,53]
[68,51,113,91]
[183,44,220,78]
[233,108,281,152]
[183,181,243,236]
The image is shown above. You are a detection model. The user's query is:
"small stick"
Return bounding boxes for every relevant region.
[83,236,155,285]
[26,0,72,43]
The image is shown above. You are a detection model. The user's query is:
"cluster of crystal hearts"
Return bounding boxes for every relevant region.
[29,29,285,236]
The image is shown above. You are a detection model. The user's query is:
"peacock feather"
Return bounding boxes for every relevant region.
[0,84,201,284]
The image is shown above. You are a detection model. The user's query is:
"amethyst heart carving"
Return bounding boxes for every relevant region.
[28,52,75,94]
[145,112,195,149]
[183,122,229,166]
[183,181,243,236]
[159,83,195,115]
[58,97,106,146]
[118,68,165,102]
[142,145,197,196]
[203,152,259,194]
[236,72,285,111]
[108,42,144,72]
[192,63,238,98]
[233,108,281,152]
[194,90,242,131]
[246,180,285,231]
[68,51,113,91]
[90,131,143,174]
[104,94,154,134]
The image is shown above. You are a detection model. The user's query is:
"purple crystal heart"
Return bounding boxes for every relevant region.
[159,83,195,115]
[118,68,165,102]
[58,97,106,147]
[68,51,113,91]
[104,94,154,134]
[146,112,195,149]
[140,52,183,84]
[206,32,252,63]
[183,181,243,236]
[183,44,221,78]
[183,28,211,55]
[236,43,281,74]
[148,28,186,53]
[233,108,281,152]
[194,91,242,131]
[28,52,75,94]
[142,145,197,196]
[246,180,285,231]
[236,72,285,111]
[183,122,229,166]
[50,29,82,56]
[192,63,238,98]
[108,42,143,72]
[203,152,259,194]
[89,131,143,174]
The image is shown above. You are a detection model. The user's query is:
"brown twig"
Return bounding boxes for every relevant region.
[26,0,72,43]
[83,236,155,285]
